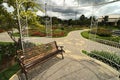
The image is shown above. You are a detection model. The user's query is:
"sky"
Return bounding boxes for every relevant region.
[36,0,120,19]
[3,0,120,20]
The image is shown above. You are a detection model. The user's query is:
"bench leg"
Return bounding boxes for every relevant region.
[22,69,28,80]
[61,52,64,59]
[24,72,28,80]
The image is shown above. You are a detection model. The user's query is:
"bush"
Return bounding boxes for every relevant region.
[82,50,120,71]
[0,63,20,80]
[31,31,46,37]
[110,36,120,42]
[0,29,4,33]
[91,28,112,37]
[0,42,18,66]
[52,29,65,37]
[0,42,16,56]
[91,50,120,65]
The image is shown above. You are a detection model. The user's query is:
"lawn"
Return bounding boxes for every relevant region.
[81,31,120,43]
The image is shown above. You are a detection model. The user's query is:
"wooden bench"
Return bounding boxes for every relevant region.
[17,41,64,79]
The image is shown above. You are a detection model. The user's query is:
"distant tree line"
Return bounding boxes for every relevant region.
[37,15,120,28]
[37,14,95,27]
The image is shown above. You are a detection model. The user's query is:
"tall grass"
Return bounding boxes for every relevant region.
[82,50,120,71]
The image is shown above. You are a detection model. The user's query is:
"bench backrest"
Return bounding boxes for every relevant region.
[17,41,58,60]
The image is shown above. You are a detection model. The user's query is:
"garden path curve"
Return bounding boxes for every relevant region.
[0,30,120,80]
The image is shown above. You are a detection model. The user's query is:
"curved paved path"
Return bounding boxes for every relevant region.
[0,30,120,80]
[27,30,120,55]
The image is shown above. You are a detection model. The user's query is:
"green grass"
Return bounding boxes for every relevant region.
[0,63,20,80]
[81,31,120,43]
[82,50,120,71]
[81,31,89,39]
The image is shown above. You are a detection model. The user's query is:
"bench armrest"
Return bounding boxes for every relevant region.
[58,46,65,53]
[20,56,25,60]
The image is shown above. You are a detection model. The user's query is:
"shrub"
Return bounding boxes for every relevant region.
[0,63,20,80]
[91,50,120,65]
[0,29,4,33]
[0,42,16,64]
[82,50,120,71]
[91,28,112,37]
[52,26,57,29]
[110,36,120,43]
[0,42,16,56]
[31,31,46,37]
[52,32,64,37]
[52,29,65,37]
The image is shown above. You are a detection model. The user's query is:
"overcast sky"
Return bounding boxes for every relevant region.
[3,0,120,20]
[36,0,120,20]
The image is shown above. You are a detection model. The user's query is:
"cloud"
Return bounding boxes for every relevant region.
[37,0,120,19]
[2,3,14,12]
[74,0,116,5]
[95,1,120,17]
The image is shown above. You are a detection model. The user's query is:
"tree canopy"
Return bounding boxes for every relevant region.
[0,0,44,44]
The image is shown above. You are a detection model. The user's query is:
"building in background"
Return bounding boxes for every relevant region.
[98,14,120,26]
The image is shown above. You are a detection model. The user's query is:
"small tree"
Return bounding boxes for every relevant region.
[102,16,109,26]
[0,0,44,50]
[117,19,120,28]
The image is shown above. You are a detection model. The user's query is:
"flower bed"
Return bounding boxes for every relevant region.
[52,32,64,37]
[81,31,120,48]
[0,29,4,33]
[91,28,112,37]
[31,31,46,37]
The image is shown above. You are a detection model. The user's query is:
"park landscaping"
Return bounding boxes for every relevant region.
[0,63,20,80]
[81,28,120,43]
[13,26,85,38]
[82,50,120,71]
[0,42,20,80]
[0,29,5,33]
